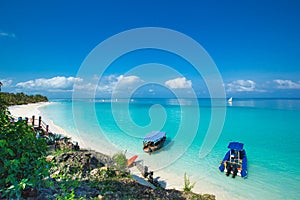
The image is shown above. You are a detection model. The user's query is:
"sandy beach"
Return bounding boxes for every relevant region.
[9,102,71,140]
[9,102,232,199]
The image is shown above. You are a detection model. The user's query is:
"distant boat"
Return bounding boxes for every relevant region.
[143,131,166,153]
[219,142,248,178]
[228,97,233,103]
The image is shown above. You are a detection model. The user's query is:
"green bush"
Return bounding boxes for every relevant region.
[112,151,127,171]
[183,172,195,192]
[0,108,49,198]
[43,132,65,145]
[0,92,48,106]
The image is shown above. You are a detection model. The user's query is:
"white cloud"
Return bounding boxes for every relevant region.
[117,75,144,87]
[165,77,192,89]
[273,79,300,89]
[74,82,97,91]
[97,75,144,93]
[0,32,16,38]
[0,79,13,87]
[227,80,258,92]
[16,76,82,91]
[72,75,145,95]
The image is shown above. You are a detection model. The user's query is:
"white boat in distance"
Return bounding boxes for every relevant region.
[228,97,233,103]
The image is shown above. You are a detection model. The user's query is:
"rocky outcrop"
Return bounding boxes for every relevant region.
[25,136,215,200]
[38,149,216,200]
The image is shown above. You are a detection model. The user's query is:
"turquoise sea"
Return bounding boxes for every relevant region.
[41,98,300,199]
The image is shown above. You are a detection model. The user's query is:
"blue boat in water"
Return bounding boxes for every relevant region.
[143,131,166,153]
[219,142,248,178]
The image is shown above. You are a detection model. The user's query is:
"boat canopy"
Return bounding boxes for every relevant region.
[143,131,166,143]
[228,142,244,151]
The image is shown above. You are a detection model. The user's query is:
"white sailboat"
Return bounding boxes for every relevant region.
[228,97,233,103]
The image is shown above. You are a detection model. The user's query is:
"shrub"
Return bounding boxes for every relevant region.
[183,172,195,192]
[43,132,64,145]
[0,92,48,106]
[0,108,49,198]
[112,151,127,171]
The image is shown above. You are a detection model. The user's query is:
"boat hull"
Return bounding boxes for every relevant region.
[143,137,166,153]
[220,157,247,178]
[219,142,248,178]
[127,155,138,167]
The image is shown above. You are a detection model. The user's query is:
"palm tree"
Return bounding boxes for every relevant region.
[0,81,2,92]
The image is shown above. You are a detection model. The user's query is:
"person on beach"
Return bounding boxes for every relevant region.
[149,171,154,183]
[73,141,80,151]
[143,166,149,178]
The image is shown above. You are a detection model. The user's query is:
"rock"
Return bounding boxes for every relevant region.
[55,138,75,151]
[202,194,216,199]
[90,168,100,178]
[114,170,120,176]
[85,153,92,157]
[46,155,55,162]
[61,153,70,161]
[51,170,60,178]
[100,165,108,171]
[90,156,99,166]
[44,148,216,200]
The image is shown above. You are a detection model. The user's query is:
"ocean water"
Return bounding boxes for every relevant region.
[41,98,300,199]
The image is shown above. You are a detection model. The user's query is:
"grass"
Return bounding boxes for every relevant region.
[183,172,196,192]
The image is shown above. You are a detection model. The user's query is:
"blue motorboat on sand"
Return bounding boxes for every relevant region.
[219,142,248,178]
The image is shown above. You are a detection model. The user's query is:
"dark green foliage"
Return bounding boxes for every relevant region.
[43,132,65,145]
[0,107,49,198]
[0,92,48,106]
[0,95,8,111]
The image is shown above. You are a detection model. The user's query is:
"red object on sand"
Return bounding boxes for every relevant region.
[127,155,138,167]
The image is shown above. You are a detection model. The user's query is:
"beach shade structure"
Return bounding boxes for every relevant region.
[219,142,248,178]
[143,131,166,143]
[228,142,244,151]
[143,131,167,153]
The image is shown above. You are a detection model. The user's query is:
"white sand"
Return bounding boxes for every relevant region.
[8,102,232,199]
[9,102,49,119]
[9,102,73,141]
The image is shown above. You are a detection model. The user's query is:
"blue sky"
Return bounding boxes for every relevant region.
[1,0,300,98]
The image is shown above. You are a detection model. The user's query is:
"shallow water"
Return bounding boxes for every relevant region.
[41,98,300,199]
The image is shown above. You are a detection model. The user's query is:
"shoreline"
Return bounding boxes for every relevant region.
[8,102,228,199]
[8,102,89,149]
[9,102,74,142]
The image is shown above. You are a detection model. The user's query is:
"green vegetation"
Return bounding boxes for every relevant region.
[0,104,49,198]
[0,92,48,106]
[112,151,127,171]
[56,190,76,200]
[183,172,196,192]
[43,132,68,145]
[0,94,7,111]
